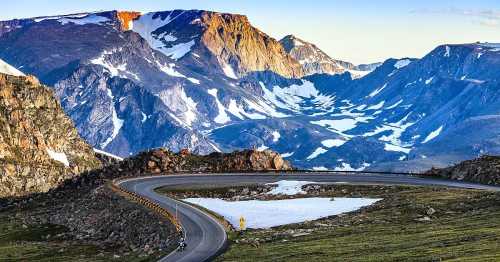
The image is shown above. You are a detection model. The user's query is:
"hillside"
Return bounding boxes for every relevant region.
[0,73,101,197]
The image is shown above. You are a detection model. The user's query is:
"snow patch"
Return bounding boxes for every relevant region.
[394,59,411,69]
[272,131,281,142]
[267,180,317,195]
[162,40,195,60]
[221,62,238,79]
[321,139,347,148]
[93,148,123,161]
[183,197,381,229]
[422,125,443,144]
[0,59,24,76]
[307,147,328,160]
[207,89,231,124]
[444,46,451,57]
[46,149,70,167]
[58,14,109,25]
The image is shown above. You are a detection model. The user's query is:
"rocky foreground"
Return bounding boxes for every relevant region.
[425,155,500,185]
[0,148,292,259]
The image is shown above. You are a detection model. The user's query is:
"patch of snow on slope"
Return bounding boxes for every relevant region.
[444,46,450,57]
[221,62,238,79]
[90,50,127,77]
[384,143,411,154]
[394,59,411,69]
[46,149,70,167]
[307,147,328,160]
[366,101,385,110]
[368,83,387,98]
[101,88,123,148]
[187,77,200,84]
[422,125,443,143]
[183,197,381,229]
[425,76,434,85]
[156,61,186,78]
[207,89,231,124]
[257,145,269,151]
[310,119,358,132]
[272,131,281,142]
[267,180,316,195]
[334,162,370,171]
[156,86,198,127]
[162,40,195,60]
[321,139,346,148]
[281,152,294,158]
[227,99,266,120]
[0,59,25,76]
[244,98,289,118]
[386,99,403,109]
[58,14,109,25]
[93,148,123,161]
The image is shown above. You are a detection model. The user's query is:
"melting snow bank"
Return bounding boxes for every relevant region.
[183,197,382,229]
[266,180,317,195]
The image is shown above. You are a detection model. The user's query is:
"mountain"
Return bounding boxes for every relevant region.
[0,71,101,197]
[279,34,375,78]
[0,10,499,172]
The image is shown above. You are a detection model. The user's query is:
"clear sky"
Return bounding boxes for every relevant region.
[2,0,500,64]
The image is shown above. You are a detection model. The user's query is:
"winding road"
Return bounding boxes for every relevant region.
[116,173,500,262]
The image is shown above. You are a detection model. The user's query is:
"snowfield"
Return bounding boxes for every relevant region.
[266,180,317,195]
[0,59,25,76]
[183,197,381,229]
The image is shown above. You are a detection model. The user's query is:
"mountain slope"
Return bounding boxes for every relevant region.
[0,73,101,197]
[1,10,499,172]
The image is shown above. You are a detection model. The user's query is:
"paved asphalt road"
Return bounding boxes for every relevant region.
[116,173,500,262]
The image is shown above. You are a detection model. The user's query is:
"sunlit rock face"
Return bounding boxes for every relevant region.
[0,73,101,197]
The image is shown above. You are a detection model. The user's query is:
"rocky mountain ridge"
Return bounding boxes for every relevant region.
[0,73,101,197]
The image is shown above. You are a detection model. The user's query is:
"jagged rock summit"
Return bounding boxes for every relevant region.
[279,34,373,78]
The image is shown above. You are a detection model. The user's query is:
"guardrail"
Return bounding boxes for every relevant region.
[109,178,182,232]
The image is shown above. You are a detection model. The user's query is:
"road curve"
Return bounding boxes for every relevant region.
[116,173,500,262]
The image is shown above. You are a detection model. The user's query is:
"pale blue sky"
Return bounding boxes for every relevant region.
[2,0,500,64]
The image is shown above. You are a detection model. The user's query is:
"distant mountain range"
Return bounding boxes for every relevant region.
[0,10,499,172]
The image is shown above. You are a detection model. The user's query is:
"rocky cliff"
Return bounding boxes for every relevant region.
[199,12,304,78]
[0,73,101,197]
[425,155,500,185]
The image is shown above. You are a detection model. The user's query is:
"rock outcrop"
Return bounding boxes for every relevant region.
[100,148,293,178]
[199,12,304,79]
[425,155,500,185]
[0,73,101,197]
[116,11,141,31]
